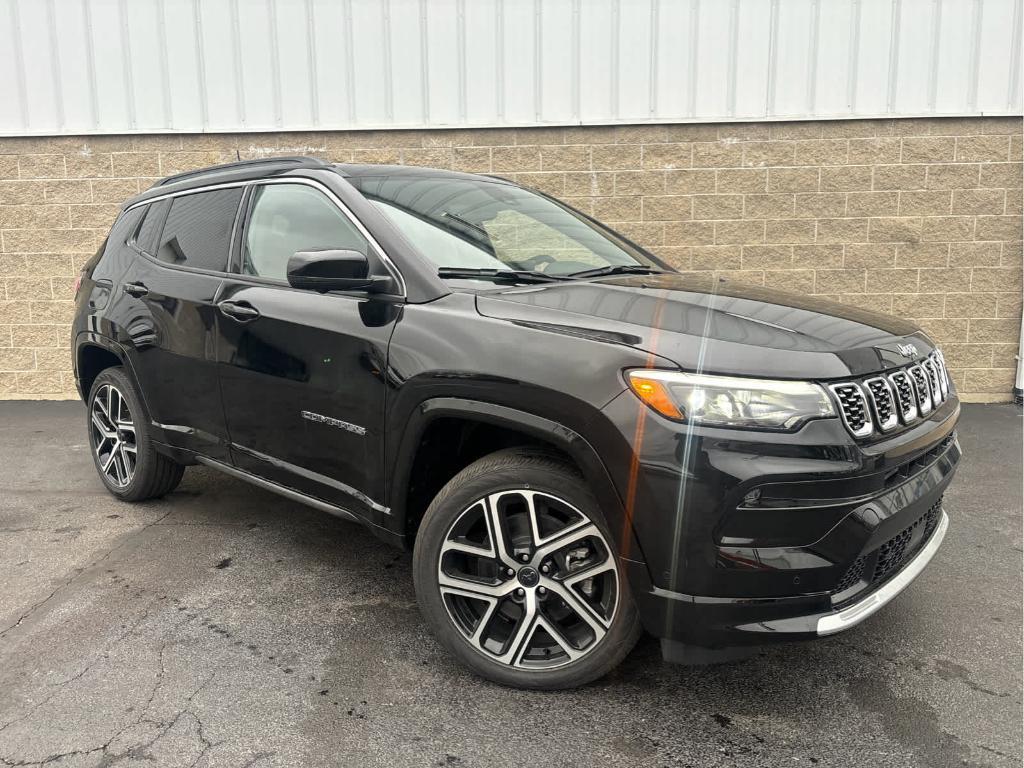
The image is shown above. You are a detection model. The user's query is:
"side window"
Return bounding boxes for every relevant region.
[243,183,369,281]
[109,206,145,248]
[131,199,169,254]
[156,188,243,271]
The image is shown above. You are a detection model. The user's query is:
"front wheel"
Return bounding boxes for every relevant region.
[413,448,641,689]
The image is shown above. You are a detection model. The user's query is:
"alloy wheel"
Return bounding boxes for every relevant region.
[437,489,619,670]
[90,383,137,488]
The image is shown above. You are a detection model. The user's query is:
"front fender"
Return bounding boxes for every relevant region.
[387,395,649,569]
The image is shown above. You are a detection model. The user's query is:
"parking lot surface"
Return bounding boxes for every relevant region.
[0,401,1020,768]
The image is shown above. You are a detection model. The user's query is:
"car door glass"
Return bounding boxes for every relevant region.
[243,184,369,281]
[156,188,243,271]
[131,199,169,254]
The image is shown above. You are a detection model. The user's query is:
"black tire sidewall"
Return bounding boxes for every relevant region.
[413,448,641,690]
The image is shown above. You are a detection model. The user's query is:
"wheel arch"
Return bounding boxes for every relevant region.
[390,397,646,565]
[74,333,152,420]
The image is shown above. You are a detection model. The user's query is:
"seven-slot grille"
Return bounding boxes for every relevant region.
[934,351,949,397]
[828,351,950,439]
[887,370,917,423]
[922,358,942,409]
[909,364,933,415]
[863,377,898,432]
[828,383,872,437]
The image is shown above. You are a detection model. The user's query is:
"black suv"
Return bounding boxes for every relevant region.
[73,157,960,689]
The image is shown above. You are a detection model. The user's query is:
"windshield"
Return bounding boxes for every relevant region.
[350,174,658,277]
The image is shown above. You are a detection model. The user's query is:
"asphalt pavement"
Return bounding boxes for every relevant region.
[0,401,1020,768]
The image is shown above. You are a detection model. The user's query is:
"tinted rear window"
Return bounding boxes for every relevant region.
[110,206,145,247]
[156,188,243,271]
[131,200,168,254]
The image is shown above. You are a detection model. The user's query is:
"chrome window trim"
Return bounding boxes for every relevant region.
[908,364,933,416]
[863,376,899,433]
[887,370,919,424]
[125,177,407,297]
[124,179,251,210]
[827,383,874,439]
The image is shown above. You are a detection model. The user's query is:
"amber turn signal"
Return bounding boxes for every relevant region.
[626,372,684,420]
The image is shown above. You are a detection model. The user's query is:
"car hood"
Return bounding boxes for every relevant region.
[473,273,933,379]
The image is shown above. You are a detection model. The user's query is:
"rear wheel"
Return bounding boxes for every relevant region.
[413,448,641,689]
[87,367,184,501]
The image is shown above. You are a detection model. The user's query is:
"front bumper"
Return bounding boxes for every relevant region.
[600,387,961,656]
[628,507,950,663]
[816,509,948,635]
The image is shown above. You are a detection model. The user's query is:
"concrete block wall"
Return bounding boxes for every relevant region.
[0,116,1020,401]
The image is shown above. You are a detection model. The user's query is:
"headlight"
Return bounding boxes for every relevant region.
[626,370,835,430]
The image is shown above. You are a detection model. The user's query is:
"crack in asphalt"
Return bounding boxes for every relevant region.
[0,669,220,768]
[0,509,176,640]
[0,596,194,742]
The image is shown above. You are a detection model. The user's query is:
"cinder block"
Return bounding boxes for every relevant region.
[642,196,693,221]
[692,195,744,220]
[955,135,1011,163]
[715,220,765,245]
[901,137,955,163]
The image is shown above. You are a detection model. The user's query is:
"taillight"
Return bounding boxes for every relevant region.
[73,272,84,298]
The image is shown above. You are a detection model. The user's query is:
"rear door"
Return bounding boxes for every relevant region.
[118,186,245,461]
[215,179,400,523]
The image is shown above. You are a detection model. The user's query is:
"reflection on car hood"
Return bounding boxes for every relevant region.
[473,273,932,379]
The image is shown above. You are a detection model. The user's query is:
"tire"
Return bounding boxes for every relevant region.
[413,448,642,690]
[86,366,184,502]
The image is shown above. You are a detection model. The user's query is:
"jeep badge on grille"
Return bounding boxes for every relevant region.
[897,343,919,358]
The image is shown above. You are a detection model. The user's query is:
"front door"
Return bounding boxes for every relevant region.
[215,180,400,524]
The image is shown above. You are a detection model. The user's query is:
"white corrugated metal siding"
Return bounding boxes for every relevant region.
[1,0,1021,136]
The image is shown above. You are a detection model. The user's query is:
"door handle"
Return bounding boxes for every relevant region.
[218,300,261,322]
[122,281,149,298]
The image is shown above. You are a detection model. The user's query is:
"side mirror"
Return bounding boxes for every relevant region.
[286,249,387,293]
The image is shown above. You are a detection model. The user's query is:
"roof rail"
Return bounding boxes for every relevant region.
[155,155,331,187]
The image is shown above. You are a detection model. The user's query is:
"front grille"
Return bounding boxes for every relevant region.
[828,351,949,439]
[835,556,866,593]
[888,370,918,422]
[829,383,872,437]
[923,358,943,409]
[883,433,956,488]
[909,364,933,416]
[872,498,942,583]
[864,377,898,432]
[933,351,950,397]
[833,496,944,601]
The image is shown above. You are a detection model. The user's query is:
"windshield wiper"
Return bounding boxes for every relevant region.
[437,267,570,283]
[441,211,490,239]
[566,265,665,279]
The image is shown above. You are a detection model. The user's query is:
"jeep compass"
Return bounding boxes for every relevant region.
[72,157,960,689]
